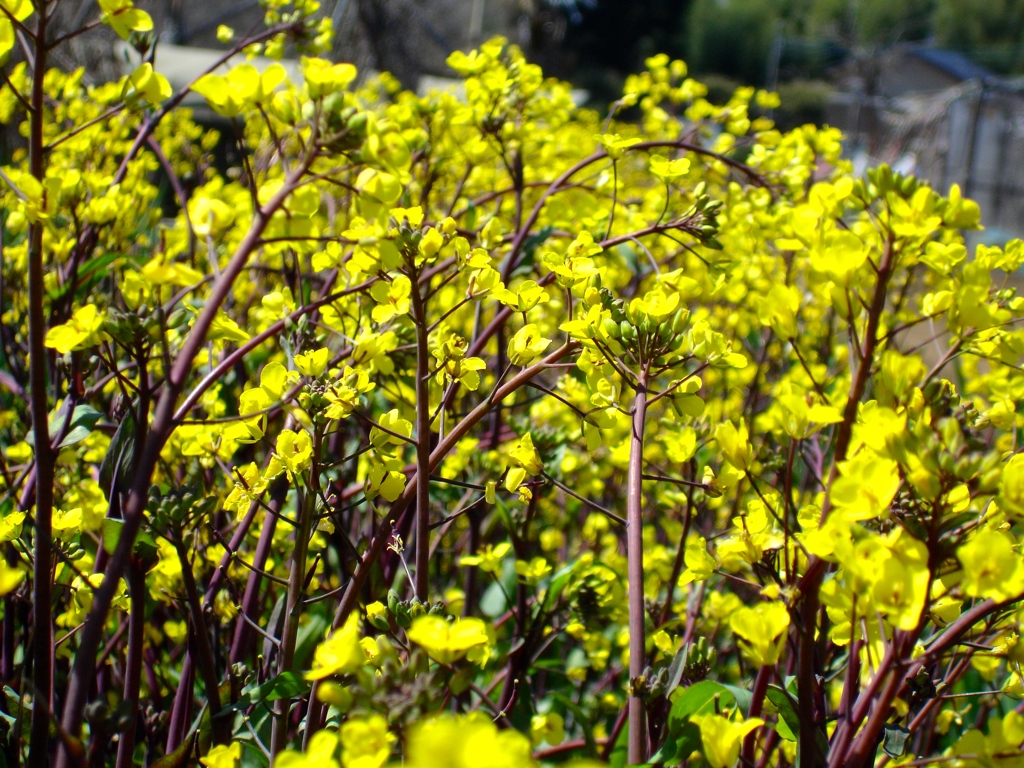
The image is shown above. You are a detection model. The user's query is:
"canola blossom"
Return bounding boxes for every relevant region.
[1,3,1024,768]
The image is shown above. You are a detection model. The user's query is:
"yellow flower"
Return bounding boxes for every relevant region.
[302,57,357,99]
[0,559,24,596]
[505,432,544,491]
[594,132,642,159]
[678,535,716,585]
[729,600,790,667]
[369,409,413,451]
[51,507,83,538]
[266,429,314,481]
[277,730,341,768]
[714,420,752,471]
[125,63,171,105]
[189,195,235,237]
[405,713,536,768]
[200,742,241,768]
[98,0,153,41]
[193,63,288,117]
[324,367,375,420]
[295,347,330,377]
[515,557,552,585]
[958,528,1024,602]
[650,155,691,179]
[305,614,363,680]
[493,280,548,313]
[693,714,763,768]
[205,312,251,343]
[367,464,407,502]
[370,275,412,324]
[530,712,564,746]
[999,453,1024,517]
[434,333,487,391]
[419,227,444,258]
[460,542,512,576]
[407,615,489,664]
[507,324,551,367]
[366,600,389,629]
[138,256,205,287]
[340,714,395,768]
[45,304,107,355]
[224,462,268,519]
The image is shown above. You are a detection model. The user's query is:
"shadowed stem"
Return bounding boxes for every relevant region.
[410,265,432,601]
[114,561,146,768]
[27,5,53,766]
[56,159,313,768]
[304,343,579,735]
[271,434,320,757]
[174,538,227,746]
[799,236,896,768]
[627,371,649,766]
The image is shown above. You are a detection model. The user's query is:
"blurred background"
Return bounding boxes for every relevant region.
[48,0,1024,241]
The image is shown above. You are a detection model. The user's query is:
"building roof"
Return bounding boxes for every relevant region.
[907,46,995,84]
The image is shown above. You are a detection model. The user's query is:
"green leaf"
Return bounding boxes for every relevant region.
[25,401,102,449]
[550,691,598,758]
[766,684,799,741]
[607,712,629,768]
[480,580,508,618]
[293,613,329,673]
[49,251,121,302]
[719,682,752,713]
[672,393,705,419]
[661,680,736,763]
[449,667,474,696]
[541,562,576,611]
[232,671,309,711]
[519,225,556,271]
[668,680,730,730]
[882,723,911,759]
[101,518,156,561]
[100,409,136,498]
[664,645,689,699]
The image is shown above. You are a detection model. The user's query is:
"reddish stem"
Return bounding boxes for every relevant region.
[626,372,649,766]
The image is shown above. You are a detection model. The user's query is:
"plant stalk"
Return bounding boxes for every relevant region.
[627,373,649,766]
[270,442,318,756]
[114,561,145,768]
[27,4,52,765]
[56,164,310,768]
[409,268,432,601]
[174,539,227,745]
